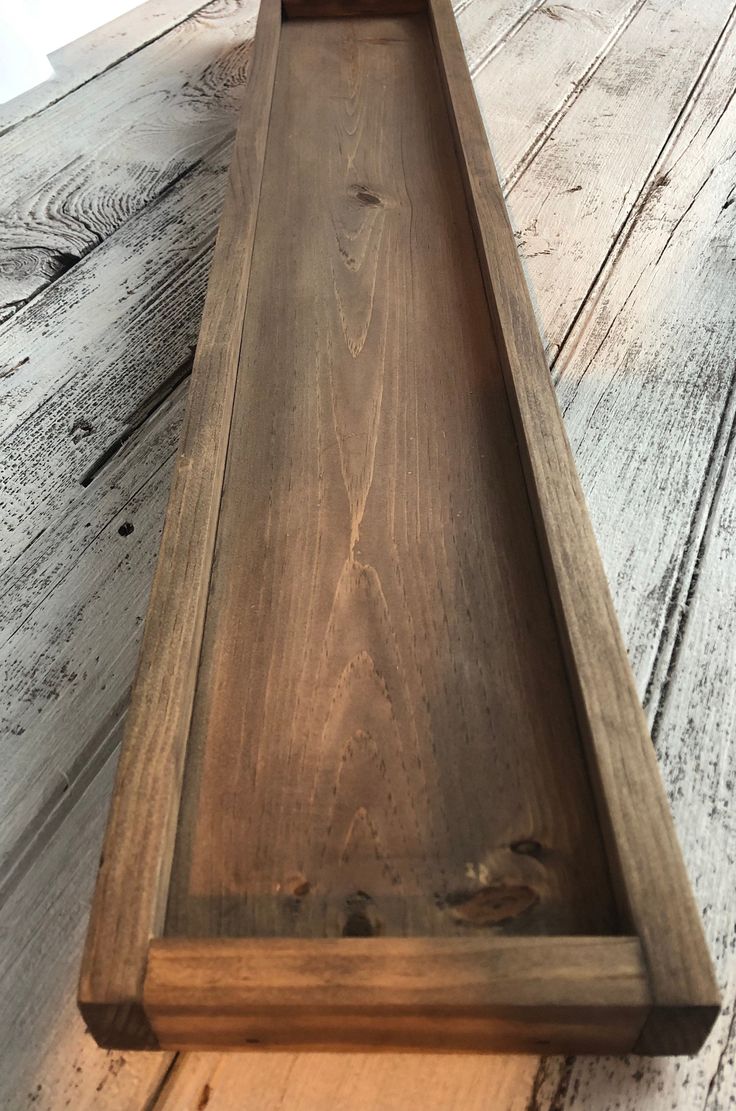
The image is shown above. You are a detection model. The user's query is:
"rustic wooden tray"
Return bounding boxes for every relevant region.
[79,0,719,1056]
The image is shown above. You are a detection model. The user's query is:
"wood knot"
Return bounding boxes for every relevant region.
[350,184,383,207]
[440,884,539,927]
[342,891,381,937]
[510,839,543,857]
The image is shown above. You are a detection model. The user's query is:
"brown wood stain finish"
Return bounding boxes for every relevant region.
[77,0,283,1048]
[144,936,651,1053]
[78,0,719,1056]
[164,14,617,944]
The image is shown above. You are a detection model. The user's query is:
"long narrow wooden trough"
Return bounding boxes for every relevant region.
[79,0,719,1055]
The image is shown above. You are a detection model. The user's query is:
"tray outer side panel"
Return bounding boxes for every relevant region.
[77,0,283,1050]
[164,11,619,950]
[143,937,651,1053]
[426,0,719,1054]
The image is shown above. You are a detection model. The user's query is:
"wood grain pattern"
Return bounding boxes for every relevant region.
[429,0,719,1054]
[0,0,731,1097]
[72,0,720,1057]
[153,1050,546,1110]
[0,0,212,135]
[144,937,650,1053]
[0,0,727,1089]
[0,0,258,325]
[78,0,282,1049]
[164,11,616,947]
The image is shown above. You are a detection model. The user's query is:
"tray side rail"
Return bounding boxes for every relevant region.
[78,0,283,1050]
[426,0,719,1054]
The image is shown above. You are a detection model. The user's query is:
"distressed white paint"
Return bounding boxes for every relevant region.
[553,8,736,697]
[473,0,641,181]
[0,0,259,320]
[0,141,231,570]
[557,350,736,1109]
[0,738,174,1108]
[0,388,182,891]
[0,0,209,132]
[509,0,736,357]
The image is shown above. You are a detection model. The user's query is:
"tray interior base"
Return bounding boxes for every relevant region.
[164,10,620,949]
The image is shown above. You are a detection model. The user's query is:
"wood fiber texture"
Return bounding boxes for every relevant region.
[144,937,650,1053]
[75,0,718,1062]
[164,13,617,944]
[3,0,736,1098]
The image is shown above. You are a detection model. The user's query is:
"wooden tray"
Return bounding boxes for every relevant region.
[79,0,719,1056]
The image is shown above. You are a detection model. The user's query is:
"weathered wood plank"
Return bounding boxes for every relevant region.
[0,387,183,900]
[455,0,544,78]
[509,0,736,357]
[0,734,174,1110]
[0,141,231,574]
[551,381,736,1107]
[0,0,258,324]
[471,0,642,176]
[553,6,736,703]
[0,0,211,135]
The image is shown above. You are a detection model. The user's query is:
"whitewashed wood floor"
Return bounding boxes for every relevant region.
[1,0,734,1106]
